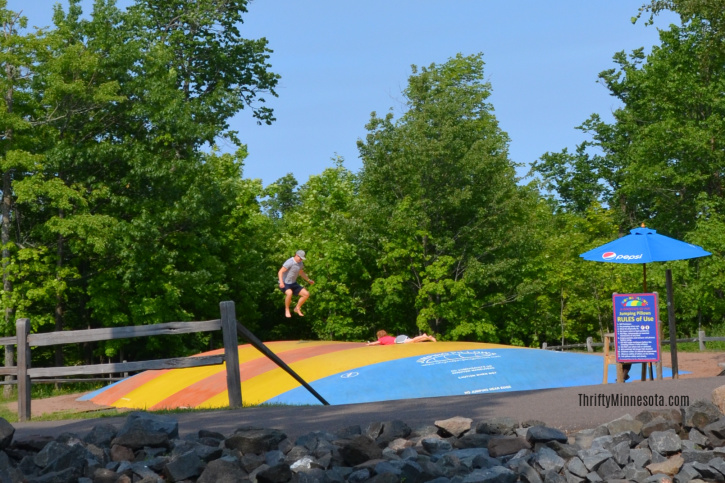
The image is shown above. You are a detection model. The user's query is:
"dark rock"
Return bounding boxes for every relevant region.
[455,432,493,449]
[488,437,531,457]
[256,462,293,483]
[163,450,204,482]
[225,427,287,454]
[111,430,169,450]
[680,448,715,464]
[36,441,93,476]
[376,420,412,446]
[705,418,725,446]
[687,428,710,448]
[543,440,578,459]
[476,417,519,436]
[83,424,117,447]
[624,462,651,481]
[683,400,722,430]
[130,460,163,480]
[338,435,382,466]
[605,414,643,435]
[637,409,682,426]
[265,449,285,466]
[421,436,452,454]
[649,430,682,455]
[198,429,225,440]
[611,440,630,466]
[117,412,178,439]
[335,425,361,439]
[526,426,568,444]
[0,419,14,451]
[542,469,567,482]
[690,460,724,481]
[675,462,702,482]
[710,456,725,477]
[533,446,565,473]
[565,456,588,478]
[462,465,517,482]
[630,447,652,468]
[511,459,542,483]
[651,449,668,463]
[11,435,53,452]
[585,471,603,482]
[596,457,624,479]
[577,448,613,471]
[473,452,502,470]
[296,468,328,482]
[642,416,681,438]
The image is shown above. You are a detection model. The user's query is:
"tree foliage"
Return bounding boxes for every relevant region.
[532,0,725,338]
[356,54,539,341]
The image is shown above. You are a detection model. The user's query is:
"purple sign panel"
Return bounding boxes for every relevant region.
[612,293,660,363]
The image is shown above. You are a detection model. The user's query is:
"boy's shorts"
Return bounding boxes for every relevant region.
[279,282,303,295]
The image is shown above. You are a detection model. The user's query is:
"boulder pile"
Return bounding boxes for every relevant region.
[3,397,725,482]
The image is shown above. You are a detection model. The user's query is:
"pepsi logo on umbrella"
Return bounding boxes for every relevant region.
[602,252,643,261]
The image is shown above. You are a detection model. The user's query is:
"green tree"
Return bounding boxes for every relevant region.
[261,173,300,221]
[0,1,42,393]
[357,53,538,341]
[532,1,725,337]
[0,0,281,367]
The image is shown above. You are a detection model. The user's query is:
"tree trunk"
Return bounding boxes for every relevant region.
[2,169,13,398]
[2,56,16,397]
[560,286,565,346]
[54,210,65,369]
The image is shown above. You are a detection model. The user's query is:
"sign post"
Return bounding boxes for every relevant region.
[612,293,660,380]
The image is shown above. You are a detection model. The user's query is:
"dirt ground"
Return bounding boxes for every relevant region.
[6,350,725,418]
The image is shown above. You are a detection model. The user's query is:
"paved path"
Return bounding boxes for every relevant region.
[12,376,725,441]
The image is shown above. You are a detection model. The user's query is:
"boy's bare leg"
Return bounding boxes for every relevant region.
[294,288,310,316]
[284,290,293,318]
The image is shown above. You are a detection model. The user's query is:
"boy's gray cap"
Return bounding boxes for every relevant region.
[295,250,306,260]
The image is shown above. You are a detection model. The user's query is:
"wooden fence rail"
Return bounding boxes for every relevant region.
[2,300,242,422]
[542,330,719,352]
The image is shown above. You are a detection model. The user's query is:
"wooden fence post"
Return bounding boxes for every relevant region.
[220,301,242,408]
[586,337,593,352]
[16,318,30,422]
[699,330,706,351]
[542,342,547,350]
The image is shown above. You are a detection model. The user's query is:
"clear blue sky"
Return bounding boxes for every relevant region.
[14,1,679,187]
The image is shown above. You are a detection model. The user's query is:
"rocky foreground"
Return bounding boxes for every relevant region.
[5,392,725,482]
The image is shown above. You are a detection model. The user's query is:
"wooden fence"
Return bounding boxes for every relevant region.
[0,300,242,422]
[542,330,722,352]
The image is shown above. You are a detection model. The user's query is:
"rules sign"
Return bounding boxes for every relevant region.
[612,293,660,363]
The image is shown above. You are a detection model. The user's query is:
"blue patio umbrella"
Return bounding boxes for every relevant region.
[581,226,711,380]
[580,226,711,291]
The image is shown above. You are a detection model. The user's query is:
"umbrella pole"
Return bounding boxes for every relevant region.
[642,263,647,292]
[666,269,679,379]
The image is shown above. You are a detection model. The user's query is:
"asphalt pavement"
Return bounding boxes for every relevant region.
[11,375,725,441]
